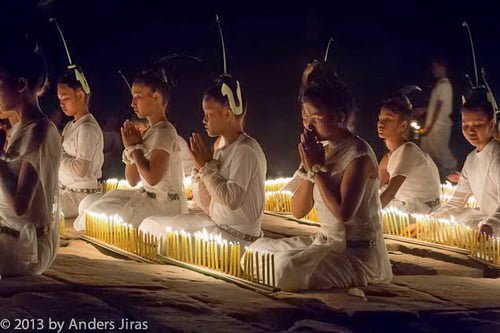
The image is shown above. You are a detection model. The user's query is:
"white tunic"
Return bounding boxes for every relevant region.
[59,114,104,218]
[438,139,500,235]
[60,113,104,189]
[0,118,62,275]
[139,133,267,243]
[386,142,441,214]
[247,136,393,291]
[73,121,187,230]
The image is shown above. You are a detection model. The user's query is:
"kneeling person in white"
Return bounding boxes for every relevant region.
[433,90,500,237]
[0,44,62,276]
[377,95,441,214]
[140,77,267,245]
[74,67,187,230]
[57,73,104,218]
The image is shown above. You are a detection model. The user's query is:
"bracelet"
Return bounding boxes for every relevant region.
[308,164,327,178]
[125,144,145,162]
[295,166,315,183]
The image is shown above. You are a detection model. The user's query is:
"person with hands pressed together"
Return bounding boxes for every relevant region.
[57,71,104,218]
[73,64,187,230]
[139,76,267,245]
[0,35,62,276]
[247,64,392,291]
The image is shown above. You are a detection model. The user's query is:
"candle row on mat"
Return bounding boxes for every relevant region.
[85,212,158,260]
[84,212,277,287]
[440,182,478,208]
[381,207,499,265]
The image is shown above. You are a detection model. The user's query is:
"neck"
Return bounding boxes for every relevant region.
[221,127,244,146]
[73,107,89,121]
[147,110,167,126]
[384,136,406,152]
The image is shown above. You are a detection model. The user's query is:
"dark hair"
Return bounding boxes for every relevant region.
[0,33,47,93]
[301,74,354,120]
[58,69,86,91]
[134,67,172,105]
[380,94,412,121]
[432,56,448,68]
[462,88,494,120]
[203,75,246,115]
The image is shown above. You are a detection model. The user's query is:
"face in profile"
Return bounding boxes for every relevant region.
[377,107,407,140]
[301,101,340,141]
[461,108,495,148]
[130,82,161,119]
[57,83,86,117]
[202,97,231,137]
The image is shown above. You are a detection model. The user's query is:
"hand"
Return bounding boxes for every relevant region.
[446,172,461,184]
[299,128,325,170]
[189,132,213,170]
[120,120,143,147]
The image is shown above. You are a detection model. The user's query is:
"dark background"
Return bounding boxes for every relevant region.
[2,0,499,177]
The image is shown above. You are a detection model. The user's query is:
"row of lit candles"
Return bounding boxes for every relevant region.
[440,182,479,208]
[85,213,158,260]
[382,207,499,264]
[84,212,277,287]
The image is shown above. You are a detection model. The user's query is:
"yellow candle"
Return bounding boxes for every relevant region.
[271,253,275,287]
[255,252,260,283]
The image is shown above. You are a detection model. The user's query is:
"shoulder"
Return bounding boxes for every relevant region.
[147,121,178,139]
[238,135,265,158]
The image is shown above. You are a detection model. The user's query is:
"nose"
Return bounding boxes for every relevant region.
[131,97,136,108]
[203,114,208,125]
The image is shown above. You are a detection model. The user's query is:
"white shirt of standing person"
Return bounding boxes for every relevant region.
[59,113,104,189]
[425,78,453,128]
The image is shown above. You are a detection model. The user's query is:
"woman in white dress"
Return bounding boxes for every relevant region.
[0,38,62,276]
[247,65,392,291]
[139,75,267,245]
[377,94,441,214]
[433,88,500,237]
[74,65,187,230]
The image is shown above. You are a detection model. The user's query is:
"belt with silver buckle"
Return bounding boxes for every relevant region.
[0,225,49,238]
[217,224,261,243]
[425,198,441,208]
[143,189,179,201]
[61,184,100,194]
[346,239,376,248]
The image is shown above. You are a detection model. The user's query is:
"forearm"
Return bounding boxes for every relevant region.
[193,179,211,214]
[0,160,17,206]
[125,164,140,187]
[290,179,314,219]
[198,161,245,210]
[61,154,91,177]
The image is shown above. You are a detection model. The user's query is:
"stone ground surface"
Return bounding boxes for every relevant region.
[0,214,498,333]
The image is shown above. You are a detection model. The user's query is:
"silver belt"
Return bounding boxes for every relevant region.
[217,224,261,243]
[61,184,100,194]
[142,189,179,201]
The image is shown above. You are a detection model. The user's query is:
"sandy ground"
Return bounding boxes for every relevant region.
[0,215,498,333]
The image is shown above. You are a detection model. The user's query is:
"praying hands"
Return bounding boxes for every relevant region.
[189,132,213,171]
[121,119,143,148]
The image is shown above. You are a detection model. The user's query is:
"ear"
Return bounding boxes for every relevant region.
[152,91,163,105]
[76,89,86,102]
[400,119,409,132]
